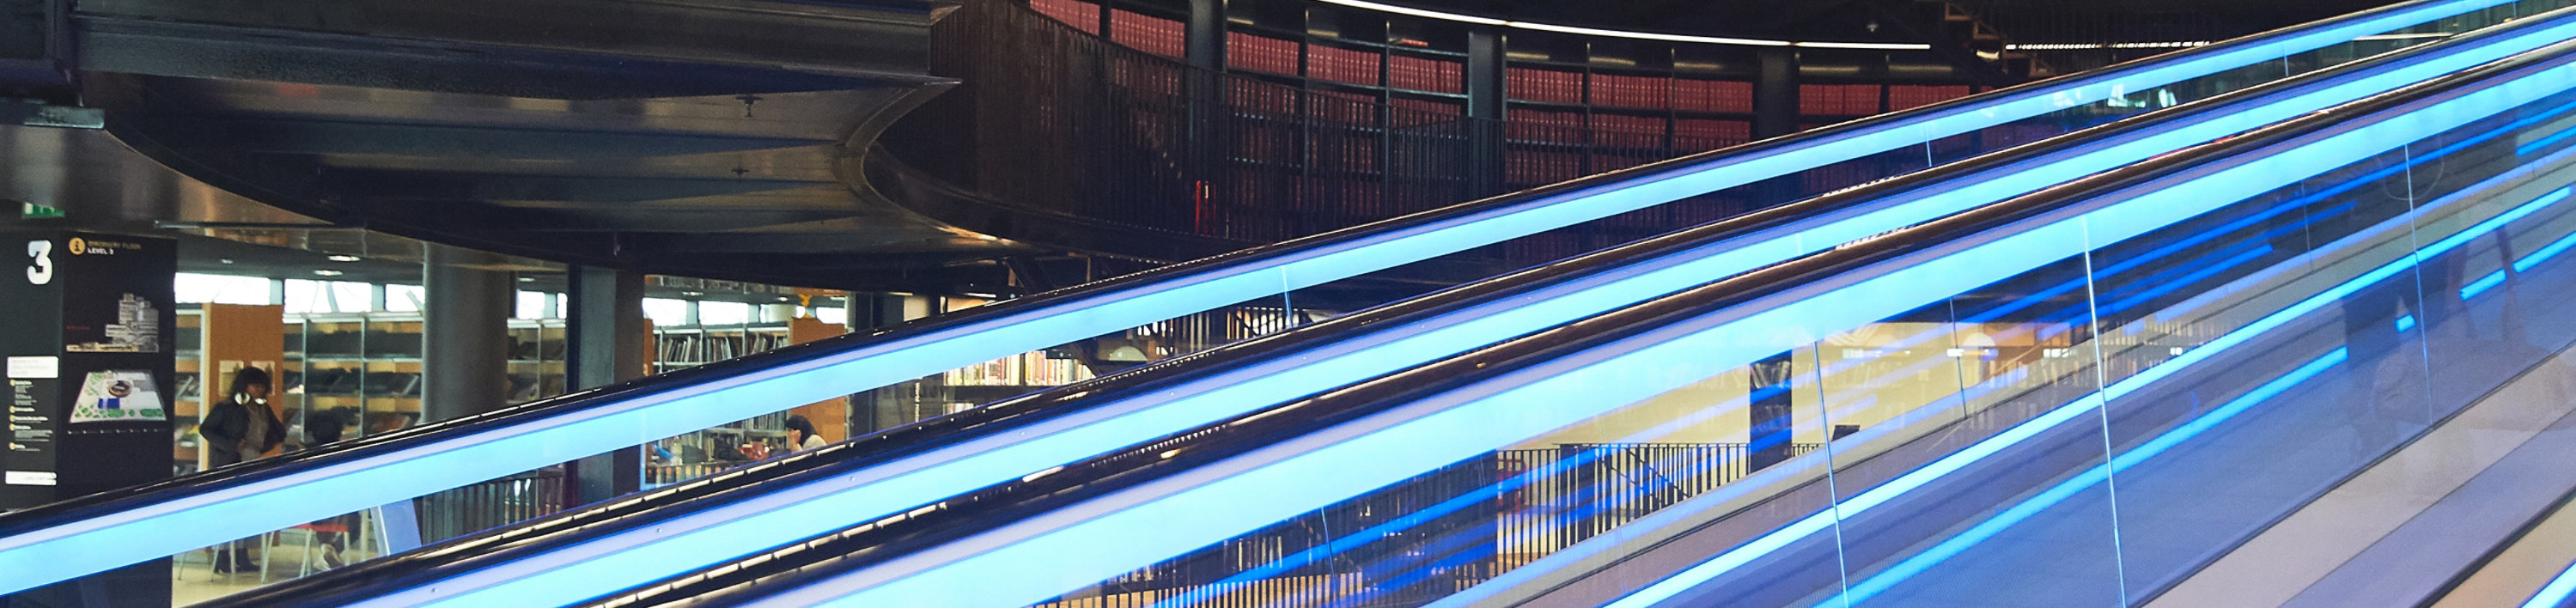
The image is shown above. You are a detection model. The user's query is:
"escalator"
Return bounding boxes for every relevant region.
[155,3,2576,607]
[0,0,2558,605]
[562,15,2576,608]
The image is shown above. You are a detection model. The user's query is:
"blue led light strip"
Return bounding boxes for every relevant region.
[2524,556,2576,607]
[1607,176,2576,608]
[2516,225,2576,271]
[2465,269,2512,298]
[1836,348,2349,605]
[299,15,2576,608]
[1827,170,2576,606]
[0,3,2541,599]
[762,47,2576,608]
[1040,54,2576,608]
[2519,118,2576,155]
[1175,185,2334,604]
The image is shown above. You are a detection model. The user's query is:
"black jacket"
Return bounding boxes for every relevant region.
[200,397,283,468]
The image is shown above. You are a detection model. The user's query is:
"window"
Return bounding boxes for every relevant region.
[386,285,425,313]
[284,280,375,313]
[698,301,751,326]
[174,274,271,305]
[515,291,552,319]
[643,298,691,326]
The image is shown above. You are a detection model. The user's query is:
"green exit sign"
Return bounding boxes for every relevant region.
[20,202,62,219]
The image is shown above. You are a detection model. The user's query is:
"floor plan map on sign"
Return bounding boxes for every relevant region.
[70,370,164,423]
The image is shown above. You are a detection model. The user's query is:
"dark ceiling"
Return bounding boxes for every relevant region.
[1373,0,2406,44]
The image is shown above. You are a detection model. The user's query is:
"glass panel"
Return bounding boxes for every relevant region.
[384,284,424,313]
[935,29,2576,608]
[2122,80,2576,601]
[143,5,2576,604]
[1809,257,2123,607]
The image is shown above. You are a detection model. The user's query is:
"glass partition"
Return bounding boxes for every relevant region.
[989,47,2576,608]
[107,2,2576,605]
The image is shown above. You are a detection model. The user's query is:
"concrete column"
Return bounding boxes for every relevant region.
[420,244,511,423]
[564,265,646,390]
[1184,0,1224,73]
[845,292,914,435]
[1750,48,1806,210]
[565,264,646,503]
[1752,48,1801,139]
[1465,27,1507,198]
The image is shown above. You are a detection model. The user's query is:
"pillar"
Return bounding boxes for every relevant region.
[1750,48,1805,210]
[1752,47,1800,140]
[1183,0,1226,231]
[419,244,511,423]
[564,264,645,503]
[845,292,912,435]
[564,266,646,391]
[1465,27,1507,198]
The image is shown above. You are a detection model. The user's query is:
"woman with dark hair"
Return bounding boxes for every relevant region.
[198,366,284,575]
[783,415,826,453]
[200,367,283,469]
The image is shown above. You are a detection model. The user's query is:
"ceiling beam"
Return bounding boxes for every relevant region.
[144,117,828,159]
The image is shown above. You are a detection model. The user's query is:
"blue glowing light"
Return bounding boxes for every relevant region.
[305,12,2576,608]
[2518,120,2576,156]
[0,0,2546,597]
[2463,269,2510,299]
[1837,348,2348,605]
[772,47,2576,608]
[1609,157,2576,608]
[2524,556,2576,608]
[2517,228,2576,272]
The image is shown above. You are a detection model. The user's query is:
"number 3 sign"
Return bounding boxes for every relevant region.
[25,239,53,285]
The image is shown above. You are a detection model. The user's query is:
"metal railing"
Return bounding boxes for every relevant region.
[1027,441,1821,608]
[410,468,570,544]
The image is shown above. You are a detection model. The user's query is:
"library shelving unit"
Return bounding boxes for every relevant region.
[281,313,572,441]
[506,320,569,405]
[897,296,1099,423]
[650,323,792,373]
[644,319,795,486]
[287,313,418,441]
[174,304,289,476]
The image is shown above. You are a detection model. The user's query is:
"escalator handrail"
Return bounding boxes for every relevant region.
[0,0,2510,574]
[207,24,2487,602]
[612,31,2576,608]
[174,4,2576,605]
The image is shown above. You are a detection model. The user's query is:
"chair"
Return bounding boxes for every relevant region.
[259,521,348,582]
